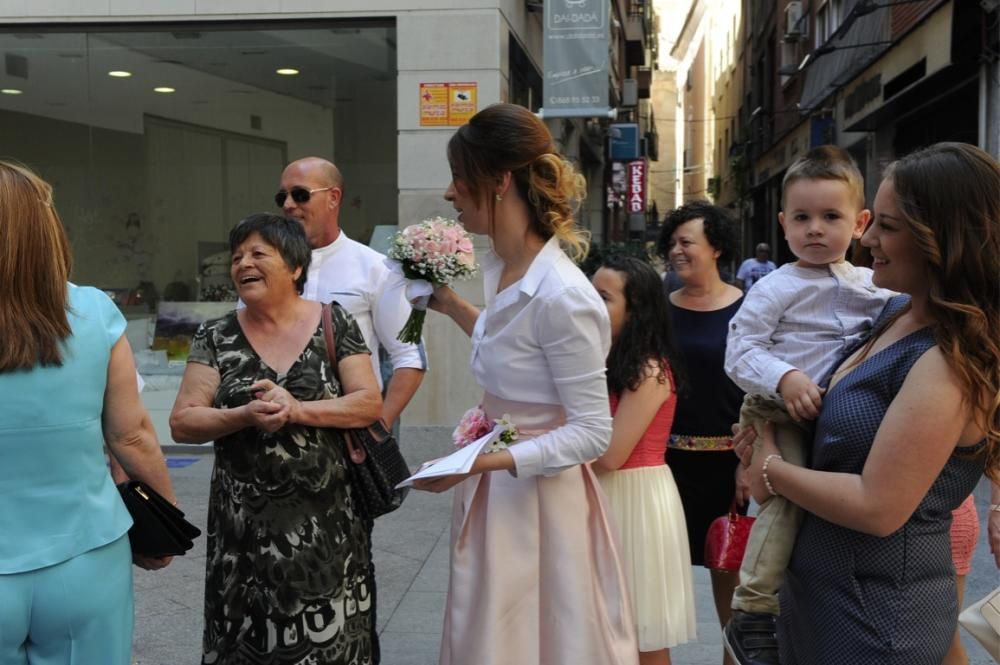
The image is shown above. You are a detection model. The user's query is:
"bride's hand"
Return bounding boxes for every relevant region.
[413,473,470,493]
[428,285,460,315]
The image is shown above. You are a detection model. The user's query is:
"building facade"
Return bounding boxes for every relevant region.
[746,0,999,264]
[664,0,998,265]
[0,0,657,426]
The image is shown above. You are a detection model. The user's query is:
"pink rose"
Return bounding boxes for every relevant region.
[456,251,475,269]
[453,406,491,448]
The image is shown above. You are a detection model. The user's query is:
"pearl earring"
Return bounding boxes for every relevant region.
[495,193,503,202]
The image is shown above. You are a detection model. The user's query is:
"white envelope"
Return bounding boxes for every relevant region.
[396,424,504,488]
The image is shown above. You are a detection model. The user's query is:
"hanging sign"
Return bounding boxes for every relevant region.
[543,0,610,118]
[627,160,646,214]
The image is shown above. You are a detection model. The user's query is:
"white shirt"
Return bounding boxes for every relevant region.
[725,262,894,397]
[303,231,427,388]
[471,237,613,478]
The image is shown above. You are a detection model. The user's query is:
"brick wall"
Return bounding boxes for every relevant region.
[891,0,947,38]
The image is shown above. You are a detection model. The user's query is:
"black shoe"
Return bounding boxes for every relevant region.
[723,610,780,665]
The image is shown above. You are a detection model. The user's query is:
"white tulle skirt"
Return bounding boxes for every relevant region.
[598,464,697,651]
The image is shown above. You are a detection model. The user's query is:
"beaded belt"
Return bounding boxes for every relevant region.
[668,434,734,451]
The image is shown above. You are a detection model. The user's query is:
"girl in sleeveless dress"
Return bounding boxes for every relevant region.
[591,255,697,665]
[414,103,639,665]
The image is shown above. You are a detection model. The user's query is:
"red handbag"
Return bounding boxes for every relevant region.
[704,500,756,571]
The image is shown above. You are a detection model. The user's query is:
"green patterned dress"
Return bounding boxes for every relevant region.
[187,304,373,665]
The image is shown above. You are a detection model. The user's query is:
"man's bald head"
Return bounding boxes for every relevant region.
[284,157,344,191]
[279,157,344,249]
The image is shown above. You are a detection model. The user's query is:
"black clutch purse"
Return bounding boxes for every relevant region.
[322,303,411,521]
[117,480,201,557]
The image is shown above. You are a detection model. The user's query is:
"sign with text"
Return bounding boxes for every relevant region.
[543,0,610,118]
[627,160,646,214]
[609,123,640,161]
[420,82,478,126]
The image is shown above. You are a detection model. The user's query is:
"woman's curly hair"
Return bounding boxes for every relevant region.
[600,254,686,397]
[883,143,1000,480]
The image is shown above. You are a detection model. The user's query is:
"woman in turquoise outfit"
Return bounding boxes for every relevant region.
[0,161,176,665]
[735,142,1000,664]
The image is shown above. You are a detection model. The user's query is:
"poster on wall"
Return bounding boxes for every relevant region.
[151,302,235,364]
[420,82,478,126]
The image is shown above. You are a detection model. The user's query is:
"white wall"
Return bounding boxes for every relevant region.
[396,8,508,426]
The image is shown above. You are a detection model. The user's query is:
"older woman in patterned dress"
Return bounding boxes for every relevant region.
[170,213,382,665]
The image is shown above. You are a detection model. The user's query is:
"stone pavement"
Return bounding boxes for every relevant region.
[131,425,1000,664]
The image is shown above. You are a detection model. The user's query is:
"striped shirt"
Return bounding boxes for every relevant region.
[725,262,894,398]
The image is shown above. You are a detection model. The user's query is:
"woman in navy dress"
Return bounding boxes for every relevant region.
[735,143,1000,664]
[656,202,747,665]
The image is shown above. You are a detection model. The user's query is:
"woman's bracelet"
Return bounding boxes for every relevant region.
[990,504,1000,513]
[762,454,783,497]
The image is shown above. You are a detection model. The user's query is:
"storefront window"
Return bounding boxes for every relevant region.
[0,22,397,315]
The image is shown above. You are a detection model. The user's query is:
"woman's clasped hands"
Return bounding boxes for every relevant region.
[245,379,300,433]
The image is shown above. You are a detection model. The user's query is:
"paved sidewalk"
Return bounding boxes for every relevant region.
[132,425,999,664]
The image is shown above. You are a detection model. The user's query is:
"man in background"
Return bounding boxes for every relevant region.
[737,242,777,291]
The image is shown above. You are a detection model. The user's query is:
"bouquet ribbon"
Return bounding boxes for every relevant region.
[385,259,433,343]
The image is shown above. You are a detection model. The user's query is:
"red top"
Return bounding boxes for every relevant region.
[610,369,676,470]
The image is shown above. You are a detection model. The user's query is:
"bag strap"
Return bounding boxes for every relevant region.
[321,303,366,464]
[321,302,341,383]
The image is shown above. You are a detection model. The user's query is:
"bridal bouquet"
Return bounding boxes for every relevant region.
[386,216,478,343]
[453,406,519,453]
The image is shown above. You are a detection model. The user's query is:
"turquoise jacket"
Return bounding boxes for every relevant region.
[0,284,133,574]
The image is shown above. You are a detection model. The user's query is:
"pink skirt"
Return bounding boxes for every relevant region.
[950,494,979,576]
[439,394,638,665]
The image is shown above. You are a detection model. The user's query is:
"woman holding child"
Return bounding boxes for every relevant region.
[735,142,1000,664]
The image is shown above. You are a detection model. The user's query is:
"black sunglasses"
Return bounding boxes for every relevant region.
[274,186,334,207]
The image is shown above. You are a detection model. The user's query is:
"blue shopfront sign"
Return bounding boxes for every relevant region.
[609,123,640,161]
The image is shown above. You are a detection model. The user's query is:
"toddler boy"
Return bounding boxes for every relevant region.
[721,145,894,665]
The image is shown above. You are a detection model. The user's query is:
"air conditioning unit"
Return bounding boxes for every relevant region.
[785,1,803,41]
[622,78,638,107]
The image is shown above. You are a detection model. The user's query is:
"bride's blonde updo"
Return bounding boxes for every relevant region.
[447,103,590,261]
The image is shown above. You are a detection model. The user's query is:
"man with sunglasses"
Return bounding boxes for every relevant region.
[278,156,427,664]
[277,157,426,426]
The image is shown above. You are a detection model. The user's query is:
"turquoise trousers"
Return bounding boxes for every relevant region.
[0,535,133,665]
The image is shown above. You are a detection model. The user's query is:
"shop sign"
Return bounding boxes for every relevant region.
[419,82,478,126]
[627,160,646,214]
[609,123,640,161]
[543,0,610,118]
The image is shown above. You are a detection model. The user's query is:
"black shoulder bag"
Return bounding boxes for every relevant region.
[322,303,411,520]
